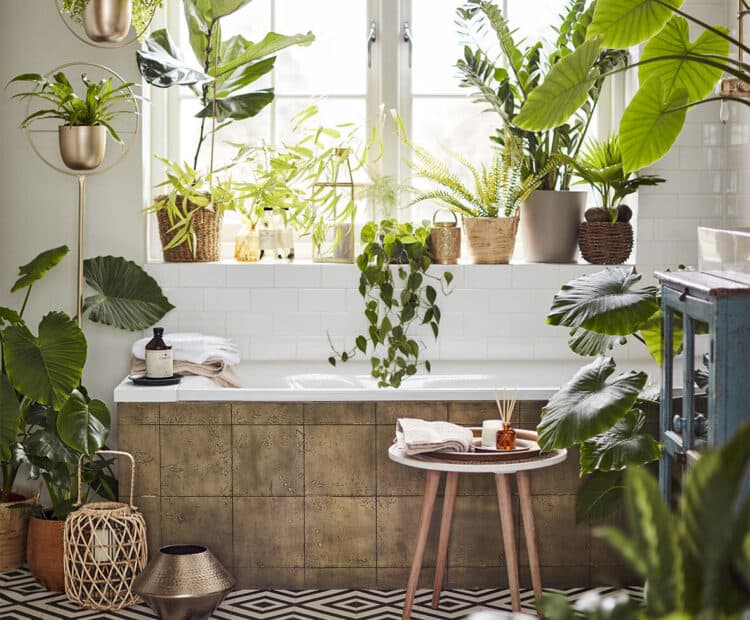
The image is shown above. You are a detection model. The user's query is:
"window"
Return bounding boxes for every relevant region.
[147,0,624,260]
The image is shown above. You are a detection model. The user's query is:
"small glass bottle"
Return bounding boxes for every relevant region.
[496,423,516,451]
[145,327,173,379]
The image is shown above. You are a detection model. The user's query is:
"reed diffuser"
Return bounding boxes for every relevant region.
[494,389,517,451]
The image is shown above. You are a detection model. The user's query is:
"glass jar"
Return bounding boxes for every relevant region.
[496,423,516,451]
[234,224,260,262]
[258,208,295,261]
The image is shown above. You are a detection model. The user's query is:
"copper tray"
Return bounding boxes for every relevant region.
[422,428,541,463]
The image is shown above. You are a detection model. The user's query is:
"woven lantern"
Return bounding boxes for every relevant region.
[64,450,148,611]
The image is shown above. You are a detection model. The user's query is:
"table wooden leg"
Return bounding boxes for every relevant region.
[432,471,458,608]
[495,473,521,612]
[517,470,542,601]
[402,470,440,620]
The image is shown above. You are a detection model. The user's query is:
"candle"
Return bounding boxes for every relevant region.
[481,420,503,447]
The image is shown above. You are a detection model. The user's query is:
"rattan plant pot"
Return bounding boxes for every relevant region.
[461,216,519,264]
[27,516,66,591]
[155,194,223,263]
[64,451,148,611]
[0,489,37,572]
[579,221,633,265]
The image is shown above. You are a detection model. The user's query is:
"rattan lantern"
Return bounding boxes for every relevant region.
[64,450,147,611]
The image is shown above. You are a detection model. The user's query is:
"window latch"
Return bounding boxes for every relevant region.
[402,21,413,68]
[367,20,377,68]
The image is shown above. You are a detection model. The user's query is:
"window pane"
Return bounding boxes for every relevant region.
[274,97,367,147]
[412,0,466,95]
[274,0,366,96]
[506,0,563,43]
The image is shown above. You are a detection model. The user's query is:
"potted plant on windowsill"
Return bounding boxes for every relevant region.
[456,0,627,263]
[574,135,665,264]
[7,71,134,171]
[61,0,163,43]
[136,3,314,262]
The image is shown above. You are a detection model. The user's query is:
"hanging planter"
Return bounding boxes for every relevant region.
[58,125,107,171]
[83,0,133,43]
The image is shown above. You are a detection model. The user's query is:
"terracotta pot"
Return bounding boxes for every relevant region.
[83,0,133,42]
[27,517,65,592]
[0,489,37,572]
[461,216,519,264]
[519,190,586,263]
[58,125,107,171]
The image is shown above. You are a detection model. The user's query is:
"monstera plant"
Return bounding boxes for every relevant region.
[0,246,172,518]
[514,0,743,172]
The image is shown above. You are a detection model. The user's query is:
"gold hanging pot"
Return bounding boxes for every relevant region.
[83,0,133,43]
[429,209,461,264]
[58,125,107,171]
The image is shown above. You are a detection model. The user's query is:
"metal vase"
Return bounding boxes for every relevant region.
[58,125,107,171]
[83,0,133,43]
[133,545,235,620]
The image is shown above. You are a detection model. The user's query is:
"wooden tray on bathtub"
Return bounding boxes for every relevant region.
[422,428,542,463]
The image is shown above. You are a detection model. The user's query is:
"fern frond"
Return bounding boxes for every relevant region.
[409,189,477,217]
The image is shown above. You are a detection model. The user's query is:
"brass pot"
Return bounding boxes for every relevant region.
[27,516,65,592]
[133,544,235,620]
[58,125,107,171]
[430,209,461,264]
[83,0,133,42]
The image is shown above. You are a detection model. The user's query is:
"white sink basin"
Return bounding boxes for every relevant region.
[698,227,750,284]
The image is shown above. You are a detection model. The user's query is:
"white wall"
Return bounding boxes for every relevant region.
[0,3,145,443]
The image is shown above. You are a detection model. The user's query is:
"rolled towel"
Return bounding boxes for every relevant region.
[131,357,240,388]
[132,333,241,366]
[395,418,474,455]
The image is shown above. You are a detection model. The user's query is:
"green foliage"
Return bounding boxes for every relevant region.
[7,72,134,143]
[61,0,163,35]
[456,0,628,190]
[516,0,739,171]
[575,470,625,523]
[11,246,68,293]
[329,220,454,388]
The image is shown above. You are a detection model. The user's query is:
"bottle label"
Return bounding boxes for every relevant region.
[146,349,173,378]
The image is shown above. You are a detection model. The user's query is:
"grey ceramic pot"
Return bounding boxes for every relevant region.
[519,190,586,263]
[133,545,235,620]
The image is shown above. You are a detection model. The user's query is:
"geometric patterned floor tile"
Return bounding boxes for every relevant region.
[0,569,643,619]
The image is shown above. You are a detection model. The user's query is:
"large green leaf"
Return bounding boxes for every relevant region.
[196,90,275,122]
[568,327,623,357]
[640,16,729,101]
[82,256,174,331]
[11,246,68,292]
[215,44,275,96]
[2,312,86,410]
[537,357,648,449]
[24,411,78,466]
[620,76,689,172]
[188,0,252,24]
[136,28,213,89]
[547,267,659,336]
[214,31,315,78]
[580,409,661,474]
[576,470,625,523]
[639,309,683,365]
[56,390,110,456]
[587,0,685,49]
[0,307,22,327]
[0,375,22,463]
[514,37,602,131]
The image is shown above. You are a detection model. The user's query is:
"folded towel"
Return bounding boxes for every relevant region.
[131,357,241,388]
[132,333,241,366]
[395,418,474,455]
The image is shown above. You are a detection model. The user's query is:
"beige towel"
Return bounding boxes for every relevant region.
[395,418,474,455]
[130,357,240,388]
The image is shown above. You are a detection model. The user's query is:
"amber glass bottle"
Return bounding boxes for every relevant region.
[145,327,173,378]
[496,423,516,451]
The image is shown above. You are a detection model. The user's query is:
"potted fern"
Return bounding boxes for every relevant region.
[407,133,555,264]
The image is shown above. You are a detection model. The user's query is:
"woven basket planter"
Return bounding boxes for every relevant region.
[0,489,37,573]
[155,194,224,262]
[579,222,633,265]
[27,516,66,591]
[462,216,519,264]
[64,451,148,611]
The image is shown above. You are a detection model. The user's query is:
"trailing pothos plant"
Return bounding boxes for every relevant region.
[540,421,750,620]
[328,220,454,388]
[0,246,173,518]
[455,0,628,190]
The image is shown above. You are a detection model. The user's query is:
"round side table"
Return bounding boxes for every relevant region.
[388,443,567,619]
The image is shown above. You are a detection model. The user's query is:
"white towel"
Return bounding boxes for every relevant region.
[132,333,241,366]
[395,418,474,455]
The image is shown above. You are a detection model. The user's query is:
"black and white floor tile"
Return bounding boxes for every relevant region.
[0,569,643,619]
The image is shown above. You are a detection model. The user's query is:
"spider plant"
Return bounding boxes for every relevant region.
[7,72,134,143]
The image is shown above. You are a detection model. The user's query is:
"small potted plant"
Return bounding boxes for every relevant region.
[575,135,665,264]
[61,0,163,43]
[7,71,134,171]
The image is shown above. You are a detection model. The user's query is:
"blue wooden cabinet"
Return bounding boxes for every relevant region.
[656,270,750,503]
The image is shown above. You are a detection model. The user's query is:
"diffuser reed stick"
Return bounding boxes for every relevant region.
[494,389,517,450]
[494,389,517,425]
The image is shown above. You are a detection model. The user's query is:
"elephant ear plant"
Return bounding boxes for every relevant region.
[514,0,741,172]
[0,246,173,519]
[329,220,454,388]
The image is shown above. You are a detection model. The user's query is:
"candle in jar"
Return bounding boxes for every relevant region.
[481,420,503,447]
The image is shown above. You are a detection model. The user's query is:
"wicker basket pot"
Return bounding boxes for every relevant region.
[579,221,633,264]
[461,216,519,264]
[155,194,224,262]
[27,516,66,592]
[0,489,37,572]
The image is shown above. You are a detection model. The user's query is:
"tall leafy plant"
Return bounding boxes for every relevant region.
[514,0,741,172]
[456,0,628,190]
